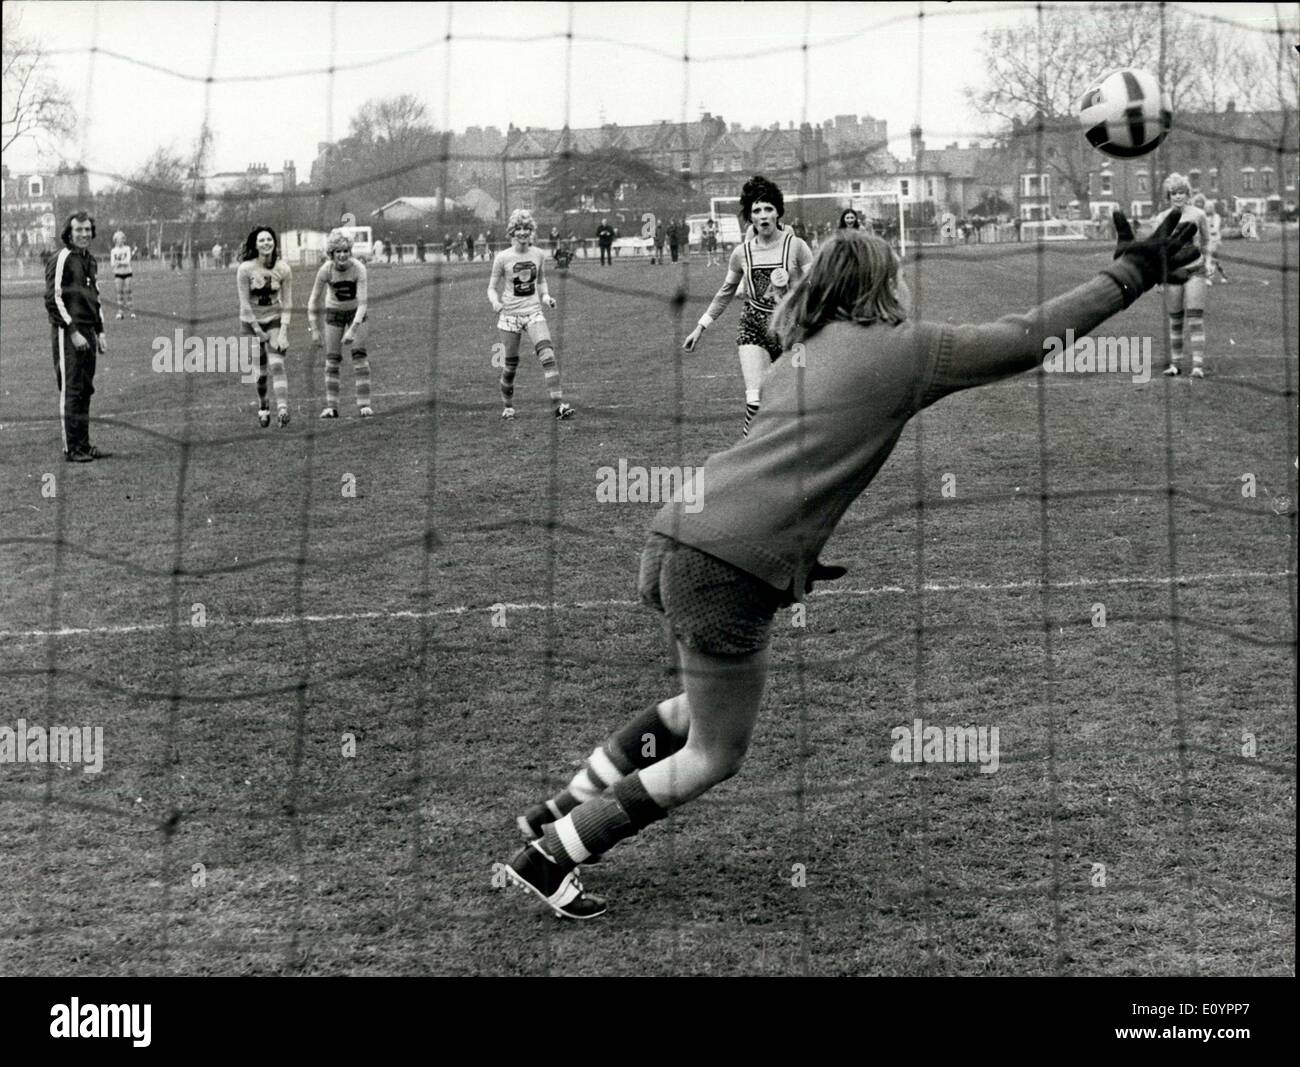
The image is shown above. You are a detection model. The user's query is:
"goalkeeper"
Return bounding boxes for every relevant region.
[503,211,1199,920]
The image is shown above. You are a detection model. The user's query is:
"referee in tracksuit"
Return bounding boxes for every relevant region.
[44,211,108,462]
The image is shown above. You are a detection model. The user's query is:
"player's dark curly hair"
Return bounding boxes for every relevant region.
[739,175,785,223]
[770,230,907,350]
[240,225,280,263]
[837,208,862,230]
[60,210,97,247]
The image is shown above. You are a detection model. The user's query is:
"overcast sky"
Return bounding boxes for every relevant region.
[6,1,1291,187]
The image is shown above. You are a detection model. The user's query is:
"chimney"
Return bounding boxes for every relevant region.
[910,125,924,160]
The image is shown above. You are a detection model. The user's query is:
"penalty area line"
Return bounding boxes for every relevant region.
[2,568,1292,641]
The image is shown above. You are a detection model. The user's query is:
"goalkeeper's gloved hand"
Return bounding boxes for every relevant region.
[1103,209,1199,305]
[805,560,848,594]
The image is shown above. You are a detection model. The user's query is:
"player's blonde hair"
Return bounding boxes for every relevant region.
[327,231,353,254]
[112,230,126,243]
[507,209,536,236]
[1163,172,1191,198]
[771,230,907,350]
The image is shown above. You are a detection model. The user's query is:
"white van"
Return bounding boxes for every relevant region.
[334,225,375,262]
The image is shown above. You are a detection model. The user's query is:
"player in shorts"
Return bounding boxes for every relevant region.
[309,231,373,418]
[682,175,813,436]
[703,216,720,267]
[500,215,1200,920]
[236,225,293,428]
[488,209,574,420]
[1149,173,1212,378]
[109,230,135,319]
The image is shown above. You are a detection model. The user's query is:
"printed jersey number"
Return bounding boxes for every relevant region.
[331,280,357,302]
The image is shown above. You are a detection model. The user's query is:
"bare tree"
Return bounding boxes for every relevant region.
[968,5,1219,212]
[1,9,75,156]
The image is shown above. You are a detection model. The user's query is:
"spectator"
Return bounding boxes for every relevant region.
[45,210,108,461]
[455,231,465,261]
[597,218,614,266]
[443,233,453,262]
[477,232,488,261]
[668,219,681,263]
[549,225,560,253]
[484,229,495,258]
[651,217,664,265]
[416,236,426,263]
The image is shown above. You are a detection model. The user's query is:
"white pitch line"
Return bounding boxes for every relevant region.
[1,569,1292,641]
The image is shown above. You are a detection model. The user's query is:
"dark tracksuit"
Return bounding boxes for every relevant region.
[597,226,614,266]
[44,245,104,455]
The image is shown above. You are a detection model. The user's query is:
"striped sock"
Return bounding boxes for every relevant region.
[537,342,563,402]
[606,701,687,771]
[353,352,371,406]
[1168,311,1185,366]
[500,355,518,405]
[1186,311,1204,368]
[267,352,289,410]
[324,354,342,409]
[742,388,761,437]
[256,350,269,408]
[537,772,668,871]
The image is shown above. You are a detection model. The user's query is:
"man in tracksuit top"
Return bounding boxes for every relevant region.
[44,211,108,462]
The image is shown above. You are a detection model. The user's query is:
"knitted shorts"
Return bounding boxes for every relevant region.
[638,533,786,656]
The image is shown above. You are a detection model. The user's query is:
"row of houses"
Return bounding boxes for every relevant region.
[4,104,1294,255]
[488,104,1298,225]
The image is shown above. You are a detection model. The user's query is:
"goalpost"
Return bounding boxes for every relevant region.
[709,190,909,255]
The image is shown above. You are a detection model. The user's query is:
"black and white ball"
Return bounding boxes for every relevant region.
[1077,68,1172,158]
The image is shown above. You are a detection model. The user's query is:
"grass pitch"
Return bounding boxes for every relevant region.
[0,237,1295,975]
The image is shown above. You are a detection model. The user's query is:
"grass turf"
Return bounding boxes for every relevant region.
[0,236,1295,975]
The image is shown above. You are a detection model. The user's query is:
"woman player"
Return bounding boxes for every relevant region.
[502,214,1198,919]
[682,175,814,436]
[236,225,293,427]
[487,209,575,420]
[1151,174,1212,378]
[308,231,373,418]
[109,230,135,319]
[838,207,862,230]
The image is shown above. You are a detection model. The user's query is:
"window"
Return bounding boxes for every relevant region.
[899,178,910,197]
[1242,168,1255,191]
[1100,171,1112,195]
[1020,173,1050,197]
[514,162,525,179]
[850,181,862,194]
[1287,168,1297,191]
[532,161,543,179]
[926,179,934,198]
[28,176,43,197]
[730,156,740,171]
[1261,167,1274,191]
[1136,172,1149,194]
[1187,142,1201,161]
[680,155,691,173]
[1188,169,1201,189]
[1209,168,1219,192]
[711,157,723,171]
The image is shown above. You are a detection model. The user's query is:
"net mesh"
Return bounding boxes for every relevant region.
[1,0,1296,976]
